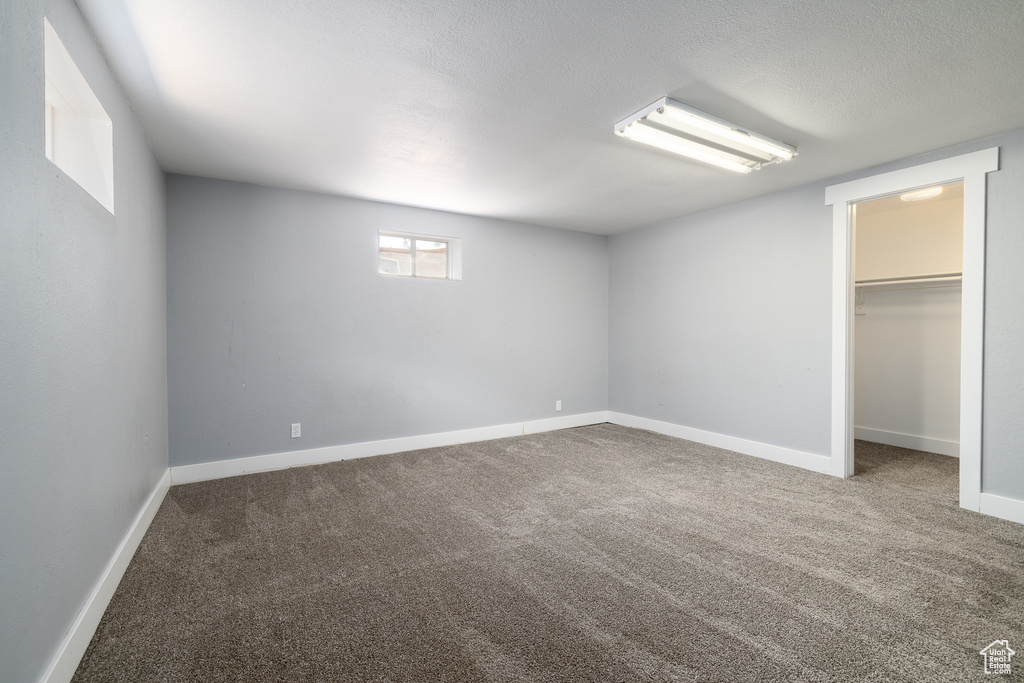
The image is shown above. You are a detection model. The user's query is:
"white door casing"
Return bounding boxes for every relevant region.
[824,147,998,511]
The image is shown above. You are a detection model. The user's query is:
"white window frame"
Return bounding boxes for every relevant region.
[377,230,462,281]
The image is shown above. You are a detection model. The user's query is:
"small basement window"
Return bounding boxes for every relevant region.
[378,231,462,280]
[44,18,114,213]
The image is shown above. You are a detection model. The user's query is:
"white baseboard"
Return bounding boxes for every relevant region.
[979,492,1024,526]
[170,411,610,485]
[39,470,171,683]
[606,411,832,475]
[854,426,959,457]
[523,412,607,435]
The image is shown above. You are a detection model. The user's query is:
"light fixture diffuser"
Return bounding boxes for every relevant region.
[614,97,796,173]
[900,187,943,201]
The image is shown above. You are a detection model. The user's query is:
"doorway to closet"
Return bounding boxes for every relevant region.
[824,147,998,511]
[851,183,964,477]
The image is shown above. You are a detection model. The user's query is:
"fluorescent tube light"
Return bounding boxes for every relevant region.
[614,97,796,172]
[617,123,755,173]
[900,187,943,201]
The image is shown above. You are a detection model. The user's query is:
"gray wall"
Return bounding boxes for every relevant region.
[610,128,1024,499]
[166,175,609,467]
[609,183,834,455]
[0,1,168,682]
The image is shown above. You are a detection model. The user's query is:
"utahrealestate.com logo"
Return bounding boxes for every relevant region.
[980,640,1015,675]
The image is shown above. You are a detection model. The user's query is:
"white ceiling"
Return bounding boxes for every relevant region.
[75,0,1024,234]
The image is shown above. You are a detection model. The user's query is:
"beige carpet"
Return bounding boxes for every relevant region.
[73,425,1024,681]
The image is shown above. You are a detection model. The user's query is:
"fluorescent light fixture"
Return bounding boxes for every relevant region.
[617,123,755,174]
[614,97,796,173]
[900,186,943,201]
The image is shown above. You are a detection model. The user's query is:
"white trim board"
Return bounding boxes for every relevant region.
[606,412,831,475]
[170,411,610,484]
[979,493,1024,526]
[39,470,171,683]
[854,427,959,457]
[169,410,834,485]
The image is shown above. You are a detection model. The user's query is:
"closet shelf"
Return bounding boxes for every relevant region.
[855,272,962,292]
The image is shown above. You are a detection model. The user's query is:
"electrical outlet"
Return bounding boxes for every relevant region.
[291,423,301,438]
[555,400,562,412]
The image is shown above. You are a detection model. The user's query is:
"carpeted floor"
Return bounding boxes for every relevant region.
[73,425,1024,681]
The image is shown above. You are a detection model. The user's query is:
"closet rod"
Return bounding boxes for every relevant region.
[855,272,962,287]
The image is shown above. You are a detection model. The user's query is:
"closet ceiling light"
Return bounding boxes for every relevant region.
[614,97,797,173]
[900,187,943,201]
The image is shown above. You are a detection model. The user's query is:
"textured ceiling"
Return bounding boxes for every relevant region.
[75,0,1024,234]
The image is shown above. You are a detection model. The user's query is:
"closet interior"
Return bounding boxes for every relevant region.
[852,182,965,463]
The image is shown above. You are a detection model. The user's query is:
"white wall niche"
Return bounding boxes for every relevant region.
[44,18,114,213]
